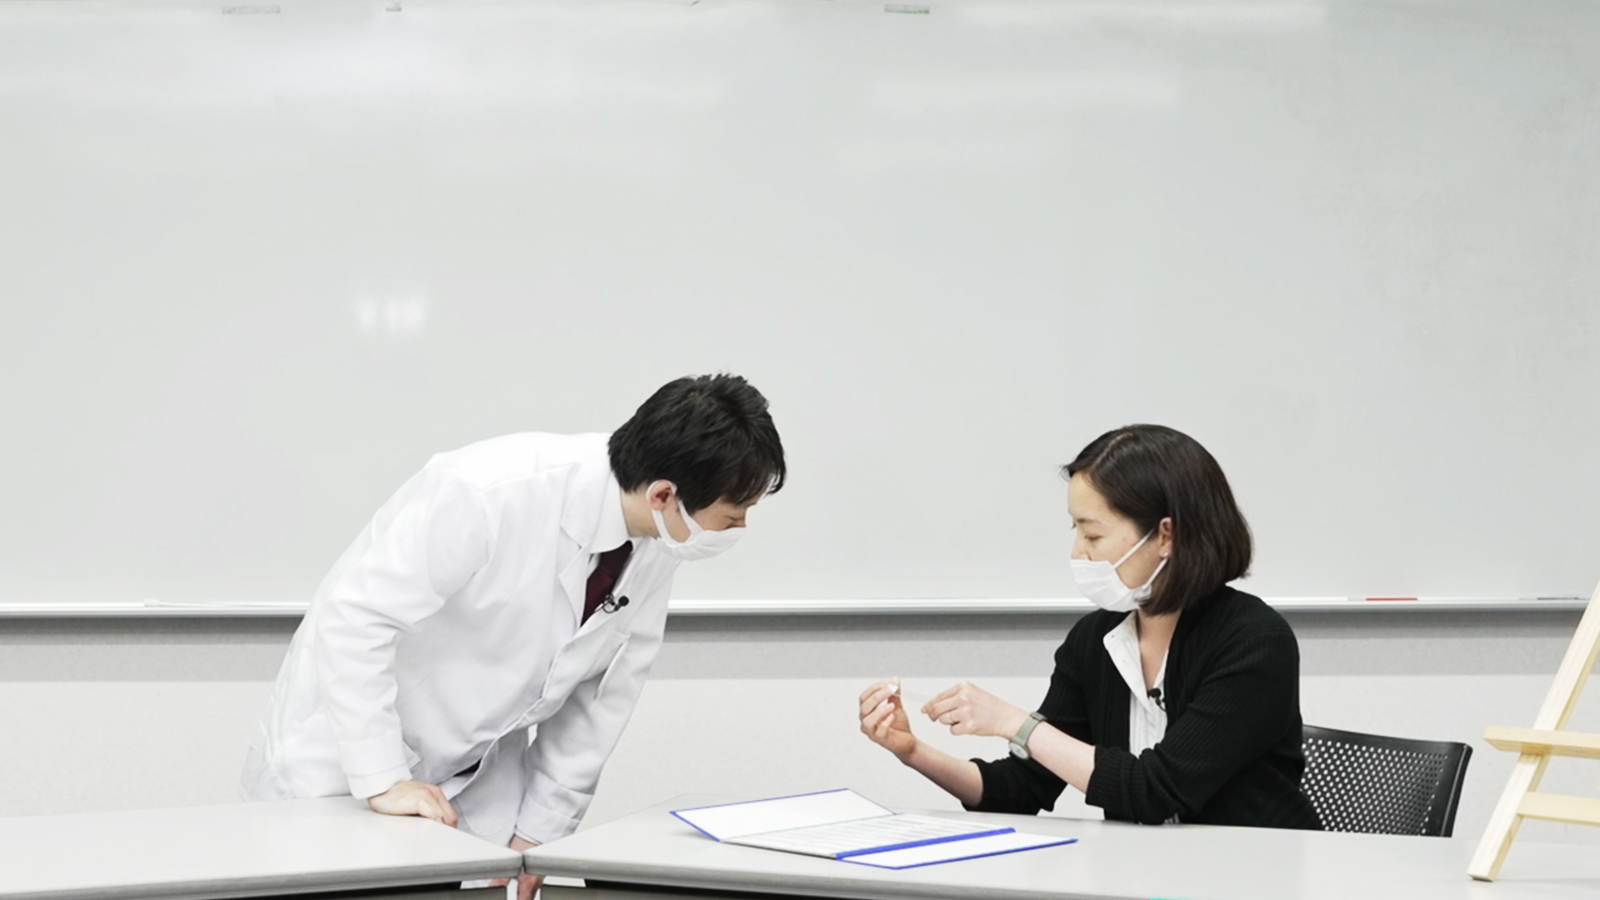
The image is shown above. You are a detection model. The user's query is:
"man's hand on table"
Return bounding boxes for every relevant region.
[366,780,459,827]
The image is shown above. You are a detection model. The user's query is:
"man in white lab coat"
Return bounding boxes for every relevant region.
[242,373,785,897]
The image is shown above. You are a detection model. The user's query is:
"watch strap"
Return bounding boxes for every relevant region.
[1009,711,1046,760]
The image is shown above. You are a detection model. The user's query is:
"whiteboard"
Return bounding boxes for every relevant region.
[2,0,1598,607]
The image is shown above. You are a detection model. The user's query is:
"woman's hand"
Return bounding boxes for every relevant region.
[858,680,917,760]
[922,681,1029,739]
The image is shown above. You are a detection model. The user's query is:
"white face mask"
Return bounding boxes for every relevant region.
[1070,531,1166,613]
[649,486,744,562]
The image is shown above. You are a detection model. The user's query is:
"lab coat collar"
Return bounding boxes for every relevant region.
[556,439,628,621]
[590,475,630,555]
[556,437,621,551]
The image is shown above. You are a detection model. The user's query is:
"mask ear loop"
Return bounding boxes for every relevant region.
[658,483,708,543]
[1112,531,1153,571]
[1137,557,1168,591]
[650,481,686,544]
[675,495,705,539]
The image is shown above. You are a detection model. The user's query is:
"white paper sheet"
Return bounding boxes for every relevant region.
[673,790,893,841]
[673,790,1078,868]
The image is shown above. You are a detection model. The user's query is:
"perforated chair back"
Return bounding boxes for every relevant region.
[1300,724,1472,837]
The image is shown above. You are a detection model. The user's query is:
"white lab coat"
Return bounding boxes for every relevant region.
[241,432,678,846]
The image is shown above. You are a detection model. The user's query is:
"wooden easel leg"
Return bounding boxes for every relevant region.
[1468,753,1551,881]
[1469,578,1600,881]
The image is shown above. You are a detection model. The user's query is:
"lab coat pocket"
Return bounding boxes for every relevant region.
[517,630,628,728]
[560,628,628,687]
[593,635,632,700]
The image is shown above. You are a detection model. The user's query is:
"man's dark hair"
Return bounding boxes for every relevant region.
[1063,424,1251,616]
[609,374,786,513]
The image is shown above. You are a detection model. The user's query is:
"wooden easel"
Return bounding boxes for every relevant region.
[1469,578,1600,881]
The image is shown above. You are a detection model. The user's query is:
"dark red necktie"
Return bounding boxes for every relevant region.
[582,541,634,624]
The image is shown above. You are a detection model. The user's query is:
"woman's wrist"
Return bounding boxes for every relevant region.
[895,736,927,768]
[1000,707,1031,741]
[903,739,985,808]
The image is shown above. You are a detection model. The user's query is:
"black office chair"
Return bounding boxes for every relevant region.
[1300,724,1473,837]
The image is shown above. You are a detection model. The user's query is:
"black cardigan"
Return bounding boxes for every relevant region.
[971,586,1320,830]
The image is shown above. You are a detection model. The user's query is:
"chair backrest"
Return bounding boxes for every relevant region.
[1300,724,1473,837]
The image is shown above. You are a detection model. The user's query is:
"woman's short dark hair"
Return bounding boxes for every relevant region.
[1063,424,1251,616]
[609,374,786,513]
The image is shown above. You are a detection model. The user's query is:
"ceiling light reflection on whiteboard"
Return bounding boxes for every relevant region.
[870,74,1181,113]
[829,138,1056,174]
[955,0,1326,28]
[353,292,428,339]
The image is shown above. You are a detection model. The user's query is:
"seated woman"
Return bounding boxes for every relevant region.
[859,424,1319,829]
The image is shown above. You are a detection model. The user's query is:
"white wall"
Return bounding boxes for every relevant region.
[4,611,1598,847]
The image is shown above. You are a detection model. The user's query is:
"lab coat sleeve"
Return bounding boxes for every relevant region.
[513,619,665,843]
[312,464,491,799]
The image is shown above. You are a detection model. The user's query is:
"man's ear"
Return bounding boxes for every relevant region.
[646,480,676,511]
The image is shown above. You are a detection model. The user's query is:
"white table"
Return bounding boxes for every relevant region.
[524,796,1600,900]
[0,798,522,900]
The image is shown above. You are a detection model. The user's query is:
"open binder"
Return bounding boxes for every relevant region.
[671,789,1076,870]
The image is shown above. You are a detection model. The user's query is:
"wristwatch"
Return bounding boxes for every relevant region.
[1009,711,1046,760]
